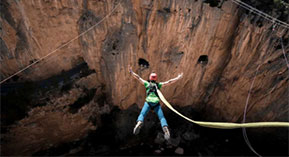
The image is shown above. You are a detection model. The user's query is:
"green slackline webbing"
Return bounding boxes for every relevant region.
[157,89,289,129]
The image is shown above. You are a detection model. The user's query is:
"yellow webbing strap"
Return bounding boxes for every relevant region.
[157,90,289,129]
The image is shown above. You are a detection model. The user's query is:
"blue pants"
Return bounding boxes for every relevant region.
[137,102,168,128]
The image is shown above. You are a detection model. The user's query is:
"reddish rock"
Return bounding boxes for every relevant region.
[0,1,288,155]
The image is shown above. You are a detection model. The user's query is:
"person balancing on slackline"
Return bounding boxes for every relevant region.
[129,66,183,140]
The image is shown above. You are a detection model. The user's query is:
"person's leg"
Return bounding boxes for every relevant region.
[134,102,150,135]
[154,104,170,140]
[153,104,168,128]
[137,102,151,122]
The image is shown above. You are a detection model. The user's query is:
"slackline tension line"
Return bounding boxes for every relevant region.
[0,1,121,84]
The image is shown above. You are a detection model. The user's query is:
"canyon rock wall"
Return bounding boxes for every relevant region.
[1,0,288,123]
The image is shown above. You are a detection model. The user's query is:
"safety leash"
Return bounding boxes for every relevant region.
[157,89,289,129]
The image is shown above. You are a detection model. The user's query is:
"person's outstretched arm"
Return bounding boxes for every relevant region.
[129,66,146,84]
[161,73,183,87]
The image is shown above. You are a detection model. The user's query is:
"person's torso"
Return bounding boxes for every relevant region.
[144,81,162,103]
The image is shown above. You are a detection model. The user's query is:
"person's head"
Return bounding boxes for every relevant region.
[149,72,157,81]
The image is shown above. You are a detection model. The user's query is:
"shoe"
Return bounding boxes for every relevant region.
[162,126,170,140]
[133,121,143,135]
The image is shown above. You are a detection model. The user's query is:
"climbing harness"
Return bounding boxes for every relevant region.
[146,81,160,98]
[146,82,161,110]
[157,89,289,129]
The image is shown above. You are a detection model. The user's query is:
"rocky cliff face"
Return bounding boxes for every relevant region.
[1,0,288,121]
[1,0,288,155]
